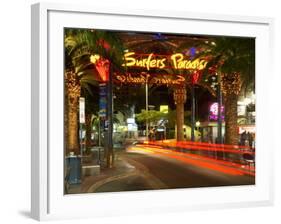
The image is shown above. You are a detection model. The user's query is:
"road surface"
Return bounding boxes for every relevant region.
[94,144,255,193]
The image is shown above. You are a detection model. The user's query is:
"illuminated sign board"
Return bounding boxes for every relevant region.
[91,51,208,86]
[127,118,135,124]
[122,52,208,71]
[115,73,185,85]
[79,97,85,123]
[90,55,110,82]
[160,105,169,113]
[209,102,224,121]
[99,83,107,119]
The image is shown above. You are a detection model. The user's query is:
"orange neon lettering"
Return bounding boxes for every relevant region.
[123,52,207,71]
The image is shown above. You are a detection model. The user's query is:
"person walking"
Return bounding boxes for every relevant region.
[240,131,247,146]
[248,132,253,149]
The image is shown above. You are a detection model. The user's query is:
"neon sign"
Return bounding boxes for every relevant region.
[123,52,166,71]
[122,52,208,71]
[115,73,185,85]
[90,55,109,82]
[171,53,207,70]
[209,102,224,121]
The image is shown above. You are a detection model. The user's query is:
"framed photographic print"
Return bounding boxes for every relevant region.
[31,2,274,221]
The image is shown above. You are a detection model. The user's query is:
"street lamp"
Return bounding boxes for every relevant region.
[196,121,200,130]
[208,72,223,144]
[214,73,223,144]
[215,72,224,160]
[145,78,149,140]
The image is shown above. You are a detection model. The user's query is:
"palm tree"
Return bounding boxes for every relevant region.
[64,29,125,156]
[160,62,215,142]
[199,37,255,145]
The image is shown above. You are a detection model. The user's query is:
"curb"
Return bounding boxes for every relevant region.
[87,170,139,193]
[87,154,168,192]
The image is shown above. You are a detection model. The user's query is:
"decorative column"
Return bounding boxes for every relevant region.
[94,57,113,168]
[173,86,187,141]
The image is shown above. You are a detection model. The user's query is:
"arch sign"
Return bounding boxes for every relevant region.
[117,52,208,85]
[91,52,208,85]
[122,52,208,71]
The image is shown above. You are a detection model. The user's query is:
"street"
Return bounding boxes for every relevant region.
[93,144,255,193]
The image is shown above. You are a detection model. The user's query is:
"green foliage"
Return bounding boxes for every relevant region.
[65,28,126,114]
[135,109,166,124]
[65,28,125,73]
[198,37,255,93]
[164,110,191,128]
[136,109,191,128]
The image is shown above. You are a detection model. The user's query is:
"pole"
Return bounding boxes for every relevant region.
[80,123,83,158]
[98,118,101,147]
[107,64,114,168]
[146,80,149,140]
[217,75,223,144]
[79,97,85,162]
[98,118,101,165]
[191,84,195,142]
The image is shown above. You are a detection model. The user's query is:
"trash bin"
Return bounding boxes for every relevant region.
[65,155,81,184]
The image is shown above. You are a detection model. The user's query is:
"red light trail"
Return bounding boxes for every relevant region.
[146,140,254,155]
[129,144,255,176]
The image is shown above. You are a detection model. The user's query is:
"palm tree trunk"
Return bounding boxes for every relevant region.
[224,94,239,145]
[173,86,187,142]
[176,102,184,141]
[65,71,81,155]
[221,72,241,145]
[64,92,69,152]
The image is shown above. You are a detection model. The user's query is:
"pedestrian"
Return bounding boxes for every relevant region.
[244,131,250,147]
[248,132,253,149]
[240,131,247,146]
[149,127,154,141]
[252,132,255,149]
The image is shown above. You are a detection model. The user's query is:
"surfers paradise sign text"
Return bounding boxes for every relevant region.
[122,52,208,71]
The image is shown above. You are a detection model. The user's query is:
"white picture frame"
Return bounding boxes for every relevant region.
[31,2,274,221]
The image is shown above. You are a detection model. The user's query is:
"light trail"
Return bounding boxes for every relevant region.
[144,140,254,155]
[128,145,255,176]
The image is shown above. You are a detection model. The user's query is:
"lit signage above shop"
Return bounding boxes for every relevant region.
[160,105,169,113]
[209,102,224,121]
[122,52,208,71]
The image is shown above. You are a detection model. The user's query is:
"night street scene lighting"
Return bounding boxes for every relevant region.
[64,28,255,194]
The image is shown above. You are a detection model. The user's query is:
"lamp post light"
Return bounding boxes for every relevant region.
[191,70,201,142]
[195,121,201,142]
[191,84,195,142]
[196,121,200,130]
[145,80,149,141]
[106,63,114,168]
[217,81,223,144]
[213,73,223,144]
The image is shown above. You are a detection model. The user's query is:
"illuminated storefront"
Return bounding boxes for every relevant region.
[198,102,225,143]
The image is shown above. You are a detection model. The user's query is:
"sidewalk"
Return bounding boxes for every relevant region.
[66,152,139,194]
